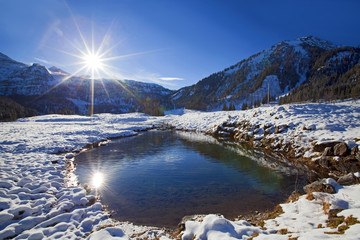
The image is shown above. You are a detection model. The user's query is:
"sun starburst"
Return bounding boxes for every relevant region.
[83,52,104,72]
[35,4,161,117]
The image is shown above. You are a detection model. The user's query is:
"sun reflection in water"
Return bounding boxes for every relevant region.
[92,171,104,189]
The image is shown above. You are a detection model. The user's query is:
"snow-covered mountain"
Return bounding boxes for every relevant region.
[1,36,359,117]
[0,53,173,115]
[172,36,360,110]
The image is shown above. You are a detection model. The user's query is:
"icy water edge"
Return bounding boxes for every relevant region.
[74,130,305,228]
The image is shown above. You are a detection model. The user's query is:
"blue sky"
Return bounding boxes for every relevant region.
[1,0,360,90]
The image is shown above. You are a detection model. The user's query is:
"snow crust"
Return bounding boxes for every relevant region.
[0,101,360,239]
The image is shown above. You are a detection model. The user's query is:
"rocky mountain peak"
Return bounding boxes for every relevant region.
[280,36,336,50]
[48,66,69,75]
[172,36,359,110]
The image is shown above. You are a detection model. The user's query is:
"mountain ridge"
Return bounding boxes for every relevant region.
[172,36,359,110]
[0,53,174,116]
[0,36,359,120]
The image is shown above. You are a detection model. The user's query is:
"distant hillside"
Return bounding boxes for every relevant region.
[0,53,174,116]
[0,96,37,121]
[279,47,360,104]
[172,36,360,110]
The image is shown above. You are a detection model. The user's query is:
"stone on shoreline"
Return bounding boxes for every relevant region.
[337,173,360,186]
[303,180,336,194]
[334,143,349,156]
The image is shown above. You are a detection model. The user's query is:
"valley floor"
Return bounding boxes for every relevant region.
[0,101,359,239]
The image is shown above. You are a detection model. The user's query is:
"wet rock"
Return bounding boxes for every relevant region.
[313,141,342,152]
[337,173,360,186]
[65,153,74,159]
[85,143,94,149]
[334,143,349,157]
[303,180,336,194]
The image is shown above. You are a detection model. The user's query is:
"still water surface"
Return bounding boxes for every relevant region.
[75,130,303,228]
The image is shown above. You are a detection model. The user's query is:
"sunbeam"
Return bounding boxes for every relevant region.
[35,4,162,116]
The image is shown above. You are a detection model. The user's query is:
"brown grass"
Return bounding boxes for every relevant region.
[326,214,359,234]
[266,204,284,220]
[306,192,315,200]
[288,237,299,240]
[248,231,259,240]
[286,191,301,203]
[278,228,288,234]
[322,201,331,214]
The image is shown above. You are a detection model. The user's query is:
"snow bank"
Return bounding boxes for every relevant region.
[169,100,360,159]
[0,101,359,239]
[181,214,260,240]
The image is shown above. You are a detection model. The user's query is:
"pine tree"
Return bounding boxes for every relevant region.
[241,102,248,110]
[222,102,228,111]
[229,103,235,111]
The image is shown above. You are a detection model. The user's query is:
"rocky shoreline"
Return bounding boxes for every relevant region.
[207,116,360,181]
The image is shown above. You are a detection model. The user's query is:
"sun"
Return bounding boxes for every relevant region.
[83,52,103,72]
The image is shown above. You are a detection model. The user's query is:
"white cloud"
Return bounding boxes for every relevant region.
[34,57,50,64]
[159,77,184,81]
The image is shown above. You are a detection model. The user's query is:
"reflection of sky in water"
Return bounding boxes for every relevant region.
[75,130,305,228]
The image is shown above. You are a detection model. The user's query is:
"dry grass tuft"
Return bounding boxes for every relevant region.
[277,228,288,234]
[306,191,315,200]
[248,231,259,240]
[326,213,359,234]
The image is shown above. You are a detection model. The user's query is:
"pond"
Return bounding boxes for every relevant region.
[74,130,305,228]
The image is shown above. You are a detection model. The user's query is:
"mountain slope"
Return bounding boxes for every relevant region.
[279,46,360,103]
[0,54,174,116]
[0,96,37,121]
[172,36,359,110]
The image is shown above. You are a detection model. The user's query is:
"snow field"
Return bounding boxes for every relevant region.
[0,101,359,239]
[0,113,170,239]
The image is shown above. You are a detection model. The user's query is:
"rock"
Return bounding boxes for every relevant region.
[313,141,342,152]
[274,126,281,134]
[351,145,359,155]
[319,156,332,168]
[322,147,333,157]
[337,173,360,186]
[274,125,288,134]
[235,132,250,142]
[303,180,336,194]
[65,153,74,159]
[263,123,272,130]
[334,158,360,173]
[334,143,349,156]
[303,124,316,131]
[351,146,360,160]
